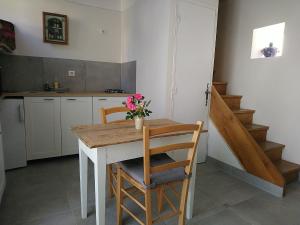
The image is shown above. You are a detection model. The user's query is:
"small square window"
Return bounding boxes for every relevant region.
[251,23,285,59]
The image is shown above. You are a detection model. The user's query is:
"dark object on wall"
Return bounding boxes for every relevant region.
[261,42,278,58]
[43,12,68,45]
[0,20,16,53]
[0,66,2,95]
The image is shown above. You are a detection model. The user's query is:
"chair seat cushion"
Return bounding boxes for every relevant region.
[119,153,186,189]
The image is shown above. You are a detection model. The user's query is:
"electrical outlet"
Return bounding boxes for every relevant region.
[68,70,76,77]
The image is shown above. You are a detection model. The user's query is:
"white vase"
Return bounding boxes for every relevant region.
[134,117,144,130]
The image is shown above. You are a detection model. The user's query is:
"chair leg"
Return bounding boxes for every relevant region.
[117,167,124,225]
[157,186,164,214]
[178,179,190,225]
[145,189,153,225]
[107,164,114,198]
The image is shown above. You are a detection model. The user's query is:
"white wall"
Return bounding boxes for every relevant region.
[121,0,138,11]
[67,0,123,11]
[214,0,300,164]
[0,0,122,62]
[122,0,172,118]
[208,120,244,169]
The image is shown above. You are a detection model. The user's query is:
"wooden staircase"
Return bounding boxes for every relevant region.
[211,82,300,187]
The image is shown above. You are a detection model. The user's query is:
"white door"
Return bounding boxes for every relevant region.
[61,97,93,156]
[93,97,127,124]
[24,97,61,160]
[172,0,218,162]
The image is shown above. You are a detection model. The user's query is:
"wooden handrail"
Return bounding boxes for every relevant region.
[210,86,285,187]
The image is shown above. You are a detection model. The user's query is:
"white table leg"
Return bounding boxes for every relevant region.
[94,149,107,225]
[186,150,198,219]
[79,147,88,219]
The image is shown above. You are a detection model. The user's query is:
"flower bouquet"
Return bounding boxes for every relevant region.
[123,93,152,130]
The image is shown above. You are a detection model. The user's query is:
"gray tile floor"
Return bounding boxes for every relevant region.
[0,156,300,225]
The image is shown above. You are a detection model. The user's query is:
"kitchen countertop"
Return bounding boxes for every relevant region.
[1,91,131,98]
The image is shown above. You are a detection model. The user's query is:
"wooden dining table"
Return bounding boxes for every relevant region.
[72,119,203,225]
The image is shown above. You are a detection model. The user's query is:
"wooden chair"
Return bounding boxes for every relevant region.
[116,121,203,225]
[101,106,130,125]
[100,106,130,198]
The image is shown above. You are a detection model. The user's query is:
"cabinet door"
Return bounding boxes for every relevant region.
[1,99,27,169]
[61,97,92,156]
[24,97,61,160]
[92,97,127,124]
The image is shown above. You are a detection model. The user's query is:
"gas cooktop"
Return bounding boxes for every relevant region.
[104,89,125,94]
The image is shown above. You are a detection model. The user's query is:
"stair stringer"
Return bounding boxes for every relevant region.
[209,86,285,187]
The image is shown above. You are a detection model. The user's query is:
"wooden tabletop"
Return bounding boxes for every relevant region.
[72,119,198,149]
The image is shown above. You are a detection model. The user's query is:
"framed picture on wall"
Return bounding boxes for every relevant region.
[43,12,68,45]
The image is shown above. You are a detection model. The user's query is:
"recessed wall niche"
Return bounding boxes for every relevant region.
[251,22,285,59]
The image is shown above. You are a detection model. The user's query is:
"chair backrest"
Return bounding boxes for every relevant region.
[101,106,129,124]
[143,121,203,185]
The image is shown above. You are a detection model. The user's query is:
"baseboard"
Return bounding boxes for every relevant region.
[0,176,6,204]
[207,157,284,198]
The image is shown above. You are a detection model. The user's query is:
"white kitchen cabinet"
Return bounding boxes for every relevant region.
[92,97,127,124]
[24,97,61,160]
[1,98,27,169]
[61,97,93,156]
[24,96,126,160]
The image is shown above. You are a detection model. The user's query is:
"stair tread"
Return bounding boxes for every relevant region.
[258,141,285,152]
[244,124,269,131]
[274,160,300,175]
[221,95,242,99]
[233,109,256,114]
[213,81,227,85]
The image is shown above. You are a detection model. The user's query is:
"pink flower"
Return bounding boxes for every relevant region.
[127,102,136,111]
[134,93,143,100]
[126,96,133,104]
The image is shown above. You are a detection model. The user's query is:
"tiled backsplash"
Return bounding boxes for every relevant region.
[121,61,136,94]
[0,54,136,93]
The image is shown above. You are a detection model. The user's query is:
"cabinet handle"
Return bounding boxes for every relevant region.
[67,99,77,101]
[19,104,25,122]
[98,98,107,101]
[44,98,54,101]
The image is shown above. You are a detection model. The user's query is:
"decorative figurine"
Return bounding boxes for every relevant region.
[261,42,278,58]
